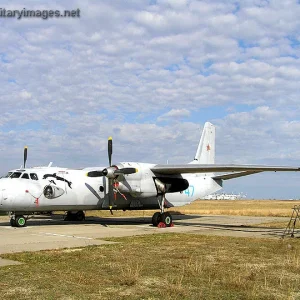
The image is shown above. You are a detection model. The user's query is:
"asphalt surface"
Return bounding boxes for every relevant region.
[0,213,295,267]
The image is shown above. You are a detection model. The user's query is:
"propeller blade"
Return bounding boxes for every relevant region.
[114,168,137,175]
[108,137,112,167]
[85,183,102,201]
[24,146,28,168]
[86,170,105,177]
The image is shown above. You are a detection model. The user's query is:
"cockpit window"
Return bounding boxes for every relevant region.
[21,173,29,179]
[30,173,38,180]
[4,172,12,178]
[10,172,22,178]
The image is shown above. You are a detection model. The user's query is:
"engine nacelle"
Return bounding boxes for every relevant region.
[155,177,189,193]
[115,163,189,198]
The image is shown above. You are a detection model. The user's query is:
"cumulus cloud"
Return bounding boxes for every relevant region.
[157,108,190,121]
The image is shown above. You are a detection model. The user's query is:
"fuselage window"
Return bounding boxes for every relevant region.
[4,172,12,178]
[21,173,29,179]
[10,172,22,178]
[30,173,38,180]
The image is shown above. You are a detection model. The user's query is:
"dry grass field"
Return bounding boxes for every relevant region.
[1,233,300,299]
[173,199,300,217]
[86,199,300,218]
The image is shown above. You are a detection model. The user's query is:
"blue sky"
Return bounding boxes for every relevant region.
[1,0,300,199]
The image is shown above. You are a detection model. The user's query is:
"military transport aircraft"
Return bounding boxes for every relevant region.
[0,122,299,228]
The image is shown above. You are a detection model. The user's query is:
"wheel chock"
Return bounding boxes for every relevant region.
[157,222,166,228]
[157,222,174,228]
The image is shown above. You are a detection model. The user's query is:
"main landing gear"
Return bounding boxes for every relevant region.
[10,215,27,227]
[64,211,86,221]
[152,211,173,227]
[152,178,174,227]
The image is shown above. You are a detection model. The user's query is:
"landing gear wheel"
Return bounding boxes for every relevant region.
[64,211,85,221]
[10,218,16,227]
[64,211,73,221]
[75,211,85,221]
[15,215,26,227]
[161,212,172,227]
[152,212,162,226]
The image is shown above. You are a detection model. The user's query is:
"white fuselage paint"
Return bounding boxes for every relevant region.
[0,163,222,213]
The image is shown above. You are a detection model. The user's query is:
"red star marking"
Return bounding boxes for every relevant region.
[207,144,211,151]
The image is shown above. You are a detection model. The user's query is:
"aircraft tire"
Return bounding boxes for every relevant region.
[15,215,26,227]
[75,211,85,221]
[10,218,16,227]
[161,212,172,227]
[152,212,161,226]
[64,211,75,221]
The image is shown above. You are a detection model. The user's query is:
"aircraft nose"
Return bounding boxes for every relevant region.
[0,179,11,207]
[0,184,4,206]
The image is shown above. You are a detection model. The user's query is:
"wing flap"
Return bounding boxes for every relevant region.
[212,171,262,180]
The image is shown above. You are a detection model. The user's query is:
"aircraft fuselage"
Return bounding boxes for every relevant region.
[0,163,222,213]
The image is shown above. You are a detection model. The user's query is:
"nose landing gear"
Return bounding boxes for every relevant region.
[10,215,27,227]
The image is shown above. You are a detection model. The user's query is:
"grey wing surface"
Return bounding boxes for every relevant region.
[151,164,300,179]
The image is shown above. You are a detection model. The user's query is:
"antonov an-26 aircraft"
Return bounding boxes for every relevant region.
[0,122,299,228]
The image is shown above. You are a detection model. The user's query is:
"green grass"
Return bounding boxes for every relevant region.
[1,233,300,299]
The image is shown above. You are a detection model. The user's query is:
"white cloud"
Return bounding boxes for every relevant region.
[19,90,32,100]
[157,108,190,121]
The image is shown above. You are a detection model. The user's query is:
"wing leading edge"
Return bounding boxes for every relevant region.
[151,164,300,178]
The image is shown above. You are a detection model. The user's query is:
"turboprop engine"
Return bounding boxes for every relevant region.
[86,137,190,213]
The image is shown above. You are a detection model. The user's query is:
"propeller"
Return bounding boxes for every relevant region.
[102,137,137,214]
[107,137,114,214]
[102,167,137,177]
[114,168,137,175]
[24,146,28,168]
[108,136,112,167]
[86,170,105,177]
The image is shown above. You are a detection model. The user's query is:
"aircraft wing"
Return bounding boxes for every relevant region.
[151,164,300,175]
[211,171,262,180]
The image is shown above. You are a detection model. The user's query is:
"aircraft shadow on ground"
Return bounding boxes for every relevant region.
[176,222,287,236]
[0,214,295,238]
[0,216,150,227]
[0,213,200,227]
[171,216,291,237]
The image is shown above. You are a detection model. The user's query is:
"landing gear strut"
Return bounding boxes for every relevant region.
[64,211,86,221]
[152,178,173,227]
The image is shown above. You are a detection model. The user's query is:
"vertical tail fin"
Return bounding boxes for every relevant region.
[190,122,215,164]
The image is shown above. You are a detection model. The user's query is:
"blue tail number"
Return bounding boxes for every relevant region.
[184,185,194,197]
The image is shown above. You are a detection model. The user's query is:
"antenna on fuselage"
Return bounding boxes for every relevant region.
[48,162,53,167]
